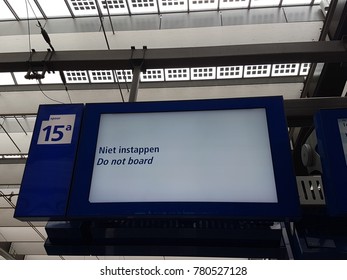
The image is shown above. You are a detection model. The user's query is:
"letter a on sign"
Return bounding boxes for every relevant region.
[37,114,76,144]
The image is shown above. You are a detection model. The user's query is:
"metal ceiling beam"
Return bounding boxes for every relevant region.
[0,41,346,72]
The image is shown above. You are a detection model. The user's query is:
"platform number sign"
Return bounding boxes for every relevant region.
[338,118,347,165]
[38,114,76,145]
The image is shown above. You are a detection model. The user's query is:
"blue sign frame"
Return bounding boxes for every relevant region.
[315,109,347,216]
[67,97,300,220]
[15,104,84,220]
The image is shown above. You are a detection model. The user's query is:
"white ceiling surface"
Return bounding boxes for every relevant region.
[0,3,324,260]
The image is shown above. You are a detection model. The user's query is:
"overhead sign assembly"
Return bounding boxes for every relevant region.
[15,96,300,220]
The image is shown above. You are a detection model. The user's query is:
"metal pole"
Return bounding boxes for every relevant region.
[129,66,141,102]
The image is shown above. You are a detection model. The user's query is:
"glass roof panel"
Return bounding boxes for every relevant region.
[165,68,190,81]
[191,67,216,80]
[128,0,158,14]
[88,70,114,83]
[217,66,243,79]
[189,0,218,11]
[7,0,43,19]
[0,1,15,20]
[67,0,98,16]
[282,0,312,6]
[141,69,165,82]
[64,71,89,83]
[40,72,63,84]
[271,63,300,77]
[36,0,71,17]
[97,0,129,15]
[0,73,15,85]
[251,0,281,8]
[158,0,188,13]
[219,0,249,9]
[13,72,38,85]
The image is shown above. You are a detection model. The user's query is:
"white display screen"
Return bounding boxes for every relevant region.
[88,108,278,203]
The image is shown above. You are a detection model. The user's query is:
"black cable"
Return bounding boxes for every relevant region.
[37,82,65,104]
[66,89,72,104]
[114,72,125,102]
[59,71,72,104]
[26,0,39,20]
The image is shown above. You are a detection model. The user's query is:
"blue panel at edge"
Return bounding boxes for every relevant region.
[315,109,347,216]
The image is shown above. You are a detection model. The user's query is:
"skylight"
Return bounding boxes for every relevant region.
[299,63,311,76]
[40,72,63,84]
[36,0,72,17]
[0,1,15,20]
[66,0,98,16]
[271,63,300,77]
[217,66,243,79]
[219,0,249,9]
[189,0,218,11]
[64,71,90,83]
[128,0,158,14]
[13,72,37,85]
[250,0,281,8]
[165,68,190,81]
[88,70,114,83]
[282,0,315,5]
[0,73,15,85]
[158,0,188,13]
[191,67,216,80]
[141,69,165,82]
[244,65,271,78]
[97,0,129,15]
[114,70,133,82]
[7,0,43,20]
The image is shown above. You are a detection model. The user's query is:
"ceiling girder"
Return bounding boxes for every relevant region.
[0,41,346,73]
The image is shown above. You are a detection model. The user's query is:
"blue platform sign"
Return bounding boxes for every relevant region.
[315,109,347,216]
[15,97,301,221]
[14,104,83,220]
